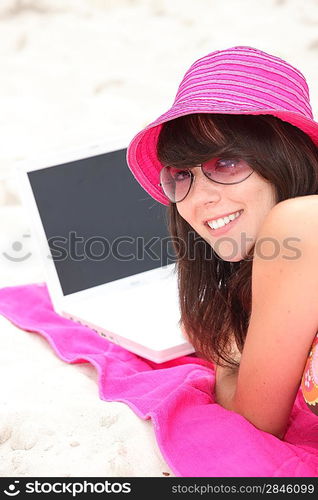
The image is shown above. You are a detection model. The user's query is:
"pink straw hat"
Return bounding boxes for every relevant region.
[126,46,318,205]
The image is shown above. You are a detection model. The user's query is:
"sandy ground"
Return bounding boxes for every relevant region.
[1,0,318,477]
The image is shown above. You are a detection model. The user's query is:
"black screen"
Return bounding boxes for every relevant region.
[28,148,174,295]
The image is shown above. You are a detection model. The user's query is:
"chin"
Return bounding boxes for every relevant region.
[212,240,255,263]
[220,255,245,263]
[214,248,248,263]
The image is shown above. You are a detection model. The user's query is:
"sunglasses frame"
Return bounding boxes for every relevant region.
[158,163,254,203]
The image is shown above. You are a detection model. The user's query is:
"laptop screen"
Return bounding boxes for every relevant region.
[27,148,175,295]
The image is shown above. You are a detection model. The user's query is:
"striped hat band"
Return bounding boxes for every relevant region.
[127,46,318,205]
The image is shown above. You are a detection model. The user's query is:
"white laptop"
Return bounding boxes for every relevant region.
[15,139,195,363]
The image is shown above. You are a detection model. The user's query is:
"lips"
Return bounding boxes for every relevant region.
[205,209,244,236]
[204,209,244,226]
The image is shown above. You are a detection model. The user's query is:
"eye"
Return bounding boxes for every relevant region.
[215,159,242,170]
[169,167,191,182]
[202,158,251,180]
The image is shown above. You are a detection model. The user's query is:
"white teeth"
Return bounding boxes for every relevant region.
[207,210,242,230]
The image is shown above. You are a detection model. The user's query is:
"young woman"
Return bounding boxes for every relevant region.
[127,46,318,439]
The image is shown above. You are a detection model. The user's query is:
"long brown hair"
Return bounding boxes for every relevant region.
[157,114,318,367]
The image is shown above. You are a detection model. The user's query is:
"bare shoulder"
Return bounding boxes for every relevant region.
[276,194,318,212]
[268,195,318,223]
[258,195,318,252]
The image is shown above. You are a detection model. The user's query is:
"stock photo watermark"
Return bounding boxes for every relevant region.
[2,230,302,264]
[2,234,32,262]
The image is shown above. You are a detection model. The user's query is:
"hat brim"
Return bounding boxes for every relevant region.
[127,105,318,206]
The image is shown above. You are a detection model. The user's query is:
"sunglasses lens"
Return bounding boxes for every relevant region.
[160,166,192,203]
[202,158,253,183]
[160,159,253,202]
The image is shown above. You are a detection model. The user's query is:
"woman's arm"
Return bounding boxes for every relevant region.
[214,363,239,408]
[216,197,318,439]
[214,336,241,407]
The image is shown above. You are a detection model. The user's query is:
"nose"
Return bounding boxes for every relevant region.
[188,167,222,204]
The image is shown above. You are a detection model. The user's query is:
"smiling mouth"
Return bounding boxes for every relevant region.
[206,209,244,230]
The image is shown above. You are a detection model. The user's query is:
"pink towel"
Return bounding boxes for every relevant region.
[1,283,318,477]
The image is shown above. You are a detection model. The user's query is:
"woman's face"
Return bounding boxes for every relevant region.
[176,166,277,262]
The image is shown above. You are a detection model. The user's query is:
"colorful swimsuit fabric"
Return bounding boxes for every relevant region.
[1,282,318,477]
[301,332,318,407]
